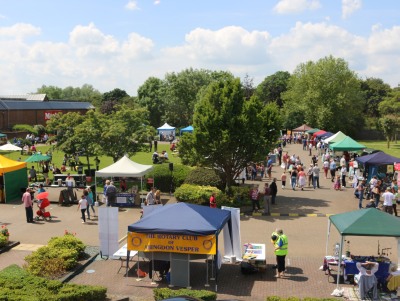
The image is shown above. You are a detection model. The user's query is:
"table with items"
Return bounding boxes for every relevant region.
[323,255,391,284]
[242,243,266,272]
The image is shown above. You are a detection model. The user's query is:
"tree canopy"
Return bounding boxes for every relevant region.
[282,56,364,135]
[179,76,281,190]
[255,71,290,107]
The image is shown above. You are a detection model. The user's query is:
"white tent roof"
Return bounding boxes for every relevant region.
[323,131,347,144]
[95,155,153,178]
[157,123,175,131]
[0,143,22,151]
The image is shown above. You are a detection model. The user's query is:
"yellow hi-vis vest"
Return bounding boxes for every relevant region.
[274,234,288,256]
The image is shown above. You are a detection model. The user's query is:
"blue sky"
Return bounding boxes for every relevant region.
[0,0,399,96]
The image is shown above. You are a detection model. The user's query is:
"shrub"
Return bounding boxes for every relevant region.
[154,288,217,301]
[24,246,79,278]
[146,163,191,192]
[0,265,107,300]
[48,233,86,257]
[174,184,221,205]
[184,167,223,190]
[0,236,7,248]
[12,124,35,133]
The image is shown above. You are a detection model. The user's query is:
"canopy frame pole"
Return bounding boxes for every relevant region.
[326,219,331,256]
[336,235,344,289]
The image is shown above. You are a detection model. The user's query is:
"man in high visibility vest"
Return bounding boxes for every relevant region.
[273,228,288,278]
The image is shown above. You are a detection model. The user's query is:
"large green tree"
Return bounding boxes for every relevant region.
[378,90,400,147]
[282,56,364,135]
[360,77,391,118]
[179,77,281,190]
[162,68,233,127]
[137,77,165,128]
[255,71,291,107]
[36,84,102,104]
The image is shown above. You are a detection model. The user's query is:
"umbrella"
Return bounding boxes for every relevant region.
[36,191,49,200]
[25,153,51,163]
[0,143,22,151]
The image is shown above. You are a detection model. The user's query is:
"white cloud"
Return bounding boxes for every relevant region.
[274,0,321,14]
[154,0,161,5]
[125,0,139,10]
[0,23,41,39]
[0,21,400,96]
[342,0,362,19]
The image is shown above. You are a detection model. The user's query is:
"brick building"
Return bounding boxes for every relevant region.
[0,94,94,130]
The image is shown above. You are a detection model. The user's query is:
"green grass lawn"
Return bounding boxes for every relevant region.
[359,140,400,158]
[1,142,181,173]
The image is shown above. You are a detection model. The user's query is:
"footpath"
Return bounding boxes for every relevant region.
[0,142,397,301]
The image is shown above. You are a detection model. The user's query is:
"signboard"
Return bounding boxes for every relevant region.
[127,232,216,255]
[387,165,394,173]
[395,163,400,171]
[116,193,135,206]
[44,110,62,120]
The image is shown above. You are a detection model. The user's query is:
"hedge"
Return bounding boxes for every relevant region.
[153,288,217,301]
[0,265,107,301]
[184,167,224,190]
[146,163,191,192]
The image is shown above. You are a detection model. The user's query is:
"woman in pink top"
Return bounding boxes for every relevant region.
[298,168,306,191]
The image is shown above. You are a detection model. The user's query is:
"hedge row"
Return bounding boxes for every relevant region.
[0,265,107,301]
[146,163,191,192]
[154,288,217,301]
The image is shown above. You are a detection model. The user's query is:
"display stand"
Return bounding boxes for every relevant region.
[112,244,138,274]
[243,243,266,272]
[98,207,119,259]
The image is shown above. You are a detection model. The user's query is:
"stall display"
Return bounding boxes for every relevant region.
[242,243,266,272]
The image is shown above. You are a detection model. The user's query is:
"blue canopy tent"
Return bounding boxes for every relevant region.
[316,131,333,139]
[356,151,400,182]
[180,125,194,135]
[157,123,176,140]
[127,202,232,290]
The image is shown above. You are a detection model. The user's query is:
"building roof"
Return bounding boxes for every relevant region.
[0,94,47,101]
[0,100,94,110]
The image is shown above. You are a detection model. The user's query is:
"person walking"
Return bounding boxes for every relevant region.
[340,165,347,188]
[22,188,34,223]
[84,188,95,219]
[357,179,366,209]
[329,159,337,183]
[29,166,37,182]
[77,194,88,223]
[281,171,287,189]
[312,164,320,189]
[270,178,278,205]
[250,186,260,213]
[290,168,298,190]
[272,228,288,278]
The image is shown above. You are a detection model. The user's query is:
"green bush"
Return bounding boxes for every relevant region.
[174,184,221,205]
[12,124,35,134]
[0,265,107,301]
[24,246,79,278]
[184,167,224,190]
[146,163,191,192]
[47,234,86,258]
[0,235,7,247]
[154,288,217,301]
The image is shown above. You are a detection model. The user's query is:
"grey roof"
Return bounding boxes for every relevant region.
[0,94,47,101]
[0,100,94,110]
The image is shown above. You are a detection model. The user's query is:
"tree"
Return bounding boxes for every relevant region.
[282,56,364,135]
[378,90,400,147]
[162,69,233,127]
[137,77,165,128]
[45,112,86,155]
[255,71,291,107]
[36,85,63,99]
[180,77,281,191]
[99,105,150,162]
[101,88,130,114]
[36,84,102,104]
[360,77,391,118]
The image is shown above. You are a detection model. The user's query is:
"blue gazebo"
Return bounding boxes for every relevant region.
[180,125,194,135]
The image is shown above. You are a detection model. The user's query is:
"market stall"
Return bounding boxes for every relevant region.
[157,123,176,141]
[95,155,153,207]
[292,124,312,133]
[127,202,232,290]
[0,155,28,202]
[323,131,347,144]
[326,208,400,291]
[329,136,365,152]
[356,151,400,182]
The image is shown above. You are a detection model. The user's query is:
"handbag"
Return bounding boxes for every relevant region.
[280,163,285,169]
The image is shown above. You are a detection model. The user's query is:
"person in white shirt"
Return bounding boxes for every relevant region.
[355,261,379,300]
[382,187,395,214]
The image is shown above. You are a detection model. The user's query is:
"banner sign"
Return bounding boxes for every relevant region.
[395,163,400,171]
[127,232,216,255]
[44,110,62,120]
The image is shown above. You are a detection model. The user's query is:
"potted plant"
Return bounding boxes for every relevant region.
[0,225,10,247]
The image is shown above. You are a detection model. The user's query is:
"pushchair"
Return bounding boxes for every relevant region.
[35,198,52,221]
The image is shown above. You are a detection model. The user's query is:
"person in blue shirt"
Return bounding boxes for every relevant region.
[329,159,337,183]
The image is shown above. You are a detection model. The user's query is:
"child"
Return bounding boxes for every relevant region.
[334,175,341,191]
[77,194,88,224]
[281,172,287,189]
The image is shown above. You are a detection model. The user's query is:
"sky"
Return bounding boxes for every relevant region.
[0,0,399,96]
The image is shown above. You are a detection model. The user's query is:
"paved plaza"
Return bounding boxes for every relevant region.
[0,142,397,300]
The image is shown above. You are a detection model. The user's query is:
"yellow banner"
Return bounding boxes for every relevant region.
[127,232,216,255]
